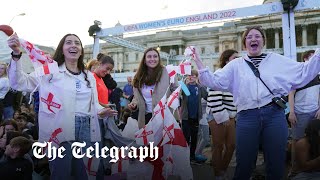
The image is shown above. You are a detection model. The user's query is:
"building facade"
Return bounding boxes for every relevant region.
[84,1,320,72]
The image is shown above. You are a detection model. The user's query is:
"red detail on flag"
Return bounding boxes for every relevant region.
[40,93,61,114]
[135,128,153,145]
[166,156,173,164]
[118,157,122,172]
[42,128,62,153]
[43,65,50,74]
[163,124,174,142]
[166,129,188,147]
[37,59,46,65]
[29,54,35,60]
[150,90,153,96]
[147,145,164,180]
[168,70,176,77]
[25,41,34,53]
[86,158,97,176]
[180,64,185,74]
[158,101,165,119]
[167,91,179,107]
[116,150,128,172]
[48,128,62,145]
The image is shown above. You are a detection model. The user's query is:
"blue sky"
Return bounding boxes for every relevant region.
[0,0,263,47]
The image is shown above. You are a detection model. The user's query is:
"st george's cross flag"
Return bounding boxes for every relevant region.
[135,123,154,146]
[166,64,177,84]
[35,61,59,76]
[177,61,192,75]
[167,85,181,110]
[19,38,59,76]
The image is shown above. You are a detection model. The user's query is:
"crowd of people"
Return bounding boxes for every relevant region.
[0,24,319,180]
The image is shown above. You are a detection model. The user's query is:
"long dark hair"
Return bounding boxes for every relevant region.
[96,53,114,66]
[133,47,163,88]
[305,119,320,159]
[219,49,238,68]
[52,34,90,87]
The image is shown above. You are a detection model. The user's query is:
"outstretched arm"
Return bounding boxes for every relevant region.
[192,47,233,91]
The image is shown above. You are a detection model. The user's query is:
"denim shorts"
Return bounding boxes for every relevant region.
[75,115,91,143]
[206,113,214,123]
[292,110,317,140]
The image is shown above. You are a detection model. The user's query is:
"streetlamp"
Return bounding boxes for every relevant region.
[9,13,26,25]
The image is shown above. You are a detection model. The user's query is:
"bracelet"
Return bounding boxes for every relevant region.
[11,51,22,59]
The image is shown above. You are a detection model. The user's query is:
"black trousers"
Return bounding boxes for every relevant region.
[182,118,199,158]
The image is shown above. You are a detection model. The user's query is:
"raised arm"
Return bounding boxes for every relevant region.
[192,47,233,91]
[290,49,320,90]
[7,33,38,92]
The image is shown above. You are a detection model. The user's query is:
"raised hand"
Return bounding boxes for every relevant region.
[7,33,21,54]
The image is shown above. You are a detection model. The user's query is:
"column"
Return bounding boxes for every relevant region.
[302,25,307,46]
[317,24,320,45]
[118,53,123,72]
[263,30,267,49]
[179,46,182,55]
[275,28,279,49]
[219,41,223,53]
[113,53,118,71]
[237,33,242,51]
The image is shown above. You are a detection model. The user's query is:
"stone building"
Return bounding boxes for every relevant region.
[83,1,320,72]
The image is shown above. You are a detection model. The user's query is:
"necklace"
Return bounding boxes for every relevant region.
[66,66,81,75]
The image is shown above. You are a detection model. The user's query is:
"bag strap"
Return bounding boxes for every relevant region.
[244,60,275,96]
[296,74,320,92]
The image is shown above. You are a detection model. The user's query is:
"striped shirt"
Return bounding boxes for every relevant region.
[206,89,236,124]
[248,53,267,68]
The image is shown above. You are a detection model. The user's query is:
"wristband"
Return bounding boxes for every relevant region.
[11,51,22,59]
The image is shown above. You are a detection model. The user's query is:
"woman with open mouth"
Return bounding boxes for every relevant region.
[192,26,320,180]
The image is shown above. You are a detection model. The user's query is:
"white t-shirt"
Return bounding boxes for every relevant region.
[73,73,91,116]
[141,84,155,113]
[294,85,320,114]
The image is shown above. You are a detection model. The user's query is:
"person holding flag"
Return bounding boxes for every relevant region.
[7,32,117,180]
[127,47,193,179]
[180,69,207,163]
[128,47,174,129]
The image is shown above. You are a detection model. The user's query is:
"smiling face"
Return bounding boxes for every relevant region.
[95,63,114,78]
[62,35,82,62]
[244,29,264,56]
[145,50,160,70]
